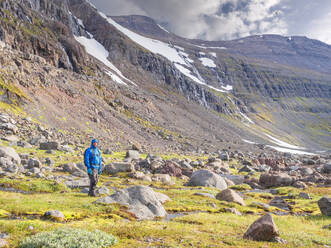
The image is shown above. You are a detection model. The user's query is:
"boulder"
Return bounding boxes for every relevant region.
[224,207,242,215]
[103,162,134,175]
[243,214,279,241]
[259,173,293,187]
[0,123,18,134]
[219,151,229,161]
[65,178,90,188]
[322,162,331,174]
[160,161,182,177]
[44,210,65,222]
[94,186,170,220]
[188,170,227,190]
[129,171,152,182]
[39,141,59,150]
[27,158,42,169]
[125,150,140,161]
[0,146,20,164]
[0,157,19,173]
[152,174,173,185]
[216,189,245,206]
[318,197,331,216]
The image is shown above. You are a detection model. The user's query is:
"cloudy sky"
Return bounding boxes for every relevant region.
[90,0,331,44]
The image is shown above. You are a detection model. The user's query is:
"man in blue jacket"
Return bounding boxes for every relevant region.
[84,139,102,197]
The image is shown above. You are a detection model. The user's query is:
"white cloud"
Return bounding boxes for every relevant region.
[91,0,331,44]
[306,11,331,44]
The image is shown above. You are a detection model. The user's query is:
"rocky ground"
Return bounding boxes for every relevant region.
[0,112,330,247]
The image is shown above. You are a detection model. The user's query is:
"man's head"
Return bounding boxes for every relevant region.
[91,139,99,148]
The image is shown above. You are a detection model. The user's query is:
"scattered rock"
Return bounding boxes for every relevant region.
[298,192,311,199]
[96,187,109,195]
[44,210,65,222]
[224,207,242,215]
[243,214,279,241]
[269,197,291,211]
[27,158,42,169]
[188,170,227,190]
[318,197,331,216]
[103,162,134,175]
[129,171,152,182]
[152,174,173,185]
[194,192,216,199]
[39,141,59,150]
[65,178,90,188]
[94,186,170,220]
[124,150,140,161]
[322,162,331,174]
[0,146,21,164]
[259,173,293,188]
[216,189,245,206]
[219,151,229,161]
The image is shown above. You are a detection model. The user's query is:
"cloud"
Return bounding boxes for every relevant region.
[90,0,331,44]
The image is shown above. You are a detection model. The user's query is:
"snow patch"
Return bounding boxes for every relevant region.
[264,134,304,150]
[199,57,216,68]
[174,45,185,51]
[74,36,136,86]
[267,145,316,155]
[209,52,217,58]
[102,14,187,65]
[174,64,226,93]
[157,24,170,33]
[104,70,127,85]
[199,52,206,56]
[242,139,257,144]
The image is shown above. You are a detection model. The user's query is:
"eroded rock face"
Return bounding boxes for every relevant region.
[243,214,279,241]
[318,197,331,216]
[188,170,227,190]
[94,186,170,220]
[259,173,293,188]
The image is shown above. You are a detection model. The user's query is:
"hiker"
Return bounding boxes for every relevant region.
[84,138,102,196]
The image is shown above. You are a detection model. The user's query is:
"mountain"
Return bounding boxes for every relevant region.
[0,0,330,154]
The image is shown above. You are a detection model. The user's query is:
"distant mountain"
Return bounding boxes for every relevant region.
[0,0,330,153]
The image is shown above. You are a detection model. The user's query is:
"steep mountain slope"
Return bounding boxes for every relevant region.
[0,0,330,154]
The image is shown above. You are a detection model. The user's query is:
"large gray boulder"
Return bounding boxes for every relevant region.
[259,173,293,187]
[188,170,227,190]
[318,197,331,216]
[94,186,170,220]
[124,150,140,161]
[62,163,86,177]
[103,162,134,175]
[244,214,279,241]
[0,146,20,165]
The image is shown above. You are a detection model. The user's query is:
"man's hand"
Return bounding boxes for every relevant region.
[87,168,92,175]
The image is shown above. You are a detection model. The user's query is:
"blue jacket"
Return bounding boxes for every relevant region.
[84,139,102,171]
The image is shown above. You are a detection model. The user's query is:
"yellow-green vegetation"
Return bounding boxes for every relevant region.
[0,171,330,247]
[0,145,329,247]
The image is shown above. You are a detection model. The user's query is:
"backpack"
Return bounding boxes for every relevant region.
[84,148,95,167]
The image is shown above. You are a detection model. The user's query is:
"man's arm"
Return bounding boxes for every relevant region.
[84,149,91,169]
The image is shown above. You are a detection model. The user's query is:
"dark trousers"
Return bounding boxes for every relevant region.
[88,169,99,196]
